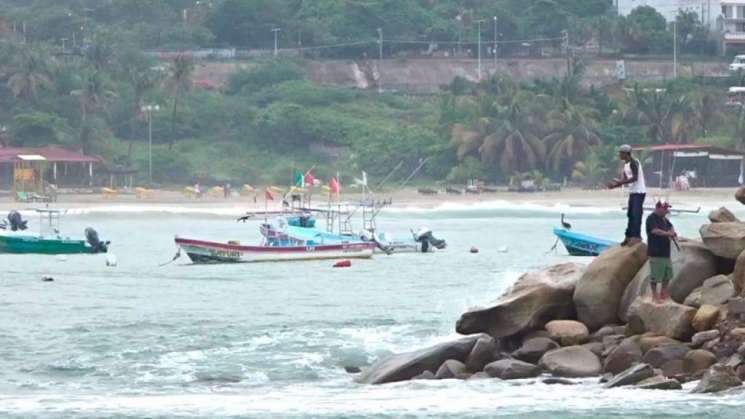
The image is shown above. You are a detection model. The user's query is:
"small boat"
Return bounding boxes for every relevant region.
[366,228,447,254]
[0,209,109,254]
[552,228,616,257]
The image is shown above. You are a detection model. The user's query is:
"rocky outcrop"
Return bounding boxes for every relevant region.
[603,337,643,375]
[692,305,721,332]
[604,363,655,388]
[709,207,740,223]
[642,343,690,368]
[464,336,498,372]
[638,376,683,390]
[456,263,584,337]
[700,222,745,259]
[628,299,696,340]
[685,275,735,308]
[574,244,647,330]
[733,249,745,295]
[356,334,483,384]
[483,358,540,379]
[692,364,743,393]
[683,349,718,376]
[435,359,468,379]
[545,320,589,346]
[513,337,559,364]
[539,346,602,377]
[619,241,718,320]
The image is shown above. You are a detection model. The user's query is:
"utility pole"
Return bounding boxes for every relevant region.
[673,19,678,78]
[142,104,160,184]
[377,27,383,93]
[493,16,498,74]
[272,28,281,57]
[476,20,484,81]
[563,30,571,76]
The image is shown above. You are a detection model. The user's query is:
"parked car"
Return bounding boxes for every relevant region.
[730,55,745,72]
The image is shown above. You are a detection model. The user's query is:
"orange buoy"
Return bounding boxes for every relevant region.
[470,246,479,254]
[334,260,352,268]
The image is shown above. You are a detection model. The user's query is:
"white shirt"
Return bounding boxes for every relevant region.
[623,158,646,194]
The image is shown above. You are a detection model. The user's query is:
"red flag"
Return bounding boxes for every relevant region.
[329,177,340,194]
[265,188,275,201]
[304,171,315,186]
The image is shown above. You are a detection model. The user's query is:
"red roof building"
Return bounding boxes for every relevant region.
[0,146,103,193]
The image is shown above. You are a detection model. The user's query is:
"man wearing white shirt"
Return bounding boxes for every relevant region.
[607,144,646,246]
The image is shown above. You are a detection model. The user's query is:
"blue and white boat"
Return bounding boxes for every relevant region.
[552,228,617,257]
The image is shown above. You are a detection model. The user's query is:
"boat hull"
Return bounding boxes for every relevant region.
[175,237,376,264]
[553,228,616,257]
[0,234,96,254]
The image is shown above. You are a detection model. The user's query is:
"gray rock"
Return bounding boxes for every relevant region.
[513,337,559,364]
[738,342,745,358]
[543,377,576,385]
[484,358,540,379]
[545,320,590,346]
[619,241,717,320]
[574,243,647,331]
[709,207,740,223]
[638,375,683,390]
[684,288,702,307]
[691,330,720,348]
[412,370,436,380]
[356,334,483,384]
[435,359,467,379]
[642,344,690,368]
[627,299,696,340]
[700,222,745,259]
[692,364,743,393]
[456,263,584,337]
[603,337,643,375]
[582,342,604,357]
[683,349,718,376]
[591,325,621,342]
[468,371,490,380]
[464,336,498,372]
[697,275,735,306]
[661,359,685,378]
[601,334,625,353]
[725,354,744,369]
[604,363,655,388]
[728,297,745,315]
[539,346,602,378]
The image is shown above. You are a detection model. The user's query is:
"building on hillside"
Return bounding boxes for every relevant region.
[721,0,745,53]
[632,144,744,188]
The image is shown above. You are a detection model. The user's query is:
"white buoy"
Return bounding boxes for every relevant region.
[106,254,118,267]
[497,246,509,253]
[55,255,68,262]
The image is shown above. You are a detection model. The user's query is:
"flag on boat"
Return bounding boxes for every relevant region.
[329,177,341,194]
[354,171,367,187]
[294,170,305,187]
[304,171,315,187]
[265,187,275,201]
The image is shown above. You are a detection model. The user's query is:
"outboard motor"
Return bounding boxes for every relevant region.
[413,227,447,252]
[85,227,109,253]
[8,210,28,231]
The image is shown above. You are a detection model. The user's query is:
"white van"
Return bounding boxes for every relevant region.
[730,55,745,71]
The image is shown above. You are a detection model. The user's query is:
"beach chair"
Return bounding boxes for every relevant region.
[183,186,198,199]
[208,186,224,198]
[135,187,154,199]
[101,187,119,199]
[241,184,255,195]
[15,191,30,202]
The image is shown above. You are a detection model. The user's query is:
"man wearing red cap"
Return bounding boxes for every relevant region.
[646,200,677,303]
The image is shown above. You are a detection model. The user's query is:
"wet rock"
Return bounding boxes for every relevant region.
[661,359,685,378]
[603,337,643,375]
[545,320,589,346]
[639,335,680,353]
[700,222,745,259]
[642,344,690,368]
[542,377,575,385]
[539,346,602,378]
[435,359,467,379]
[513,337,559,364]
[574,243,647,330]
[692,364,743,393]
[709,207,740,224]
[683,349,718,376]
[637,375,683,390]
[484,358,540,379]
[356,334,483,384]
[344,366,362,374]
[691,330,720,348]
[456,263,584,337]
[619,241,717,320]
[627,299,696,340]
[464,336,498,372]
[604,363,655,388]
[412,370,436,380]
[582,342,604,357]
[691,305,721,332]
[468,371,490,380]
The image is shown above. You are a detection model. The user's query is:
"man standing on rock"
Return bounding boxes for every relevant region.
[608,144,646,246]
[646,200,677,303]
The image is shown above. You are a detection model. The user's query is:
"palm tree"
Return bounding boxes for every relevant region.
[119,50,161,162]
[543,104,601,176]
[692,94,719,138]
[4,47,54,101]
[71,69,116,152]
[571,148,608,188]
[623,85,691,143]
[167,53,194,149]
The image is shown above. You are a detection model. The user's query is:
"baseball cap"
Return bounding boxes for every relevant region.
[618,144,632,153]
[655,200,672,209]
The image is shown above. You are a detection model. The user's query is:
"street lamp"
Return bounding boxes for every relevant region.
[475,20,484,81]
[272,28,281,57]
[0,125,7,147]
[377,27,383,93]
[141,104,160,184]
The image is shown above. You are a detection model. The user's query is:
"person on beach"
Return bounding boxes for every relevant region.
[646,200,677,303]
[607,144,646,246]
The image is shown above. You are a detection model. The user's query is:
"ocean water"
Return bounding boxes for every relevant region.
[1,201,744,418]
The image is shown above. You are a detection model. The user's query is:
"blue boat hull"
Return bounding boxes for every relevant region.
[553,228,617,257]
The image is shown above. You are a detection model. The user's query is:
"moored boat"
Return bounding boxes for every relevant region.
[552,228,616,257]
[0,209,109,255]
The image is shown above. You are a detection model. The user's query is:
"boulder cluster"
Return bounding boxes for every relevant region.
[357,207,745,394]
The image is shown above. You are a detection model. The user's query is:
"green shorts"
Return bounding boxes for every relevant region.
[650,257,673,283]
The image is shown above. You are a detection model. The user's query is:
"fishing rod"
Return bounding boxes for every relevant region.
[398,158,430,190]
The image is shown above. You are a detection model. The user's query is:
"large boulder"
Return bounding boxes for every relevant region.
[435,359,468,379]
[692,364,743,393]
[574,244,647,330]
[513,337,560,364]
[638,335,680,353]
[539,346,602,378]
[733,249,745,295]
[638,375,683,390]
[683,349,718,376]
[356,335,483,384]
[604,363,655,388]
[691,305,721,332]
[709,207,740,223]
[545,320,589,346]
[483,358,540,379]
[628,299,696,340]
[700,222,745,259]
[603,337,643,375]
[619,241,718,321]
[456,263,584,337]
[691,275,736,307]
[464,336,498,372]
[642,344,690,368]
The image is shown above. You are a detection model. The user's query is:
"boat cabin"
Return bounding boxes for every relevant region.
[632,144,744,188]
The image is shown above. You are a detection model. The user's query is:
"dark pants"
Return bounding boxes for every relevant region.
[626,193,646,239]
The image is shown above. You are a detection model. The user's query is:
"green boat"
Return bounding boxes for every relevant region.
[0,209,109,255]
